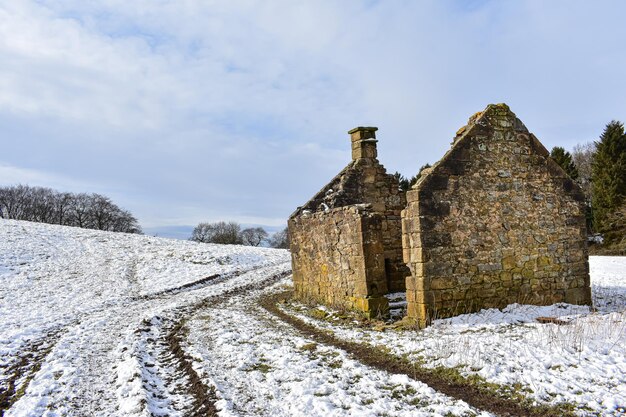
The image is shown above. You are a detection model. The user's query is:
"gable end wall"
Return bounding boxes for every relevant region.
[402,105,592,326]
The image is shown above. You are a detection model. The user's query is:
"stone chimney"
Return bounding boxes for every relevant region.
[348,126,378,160]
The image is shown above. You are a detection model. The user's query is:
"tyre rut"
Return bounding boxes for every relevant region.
[136,267,292,416]
[260,290,576,417]
[0,327,67,415]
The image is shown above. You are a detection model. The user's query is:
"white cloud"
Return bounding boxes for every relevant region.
[0,162,101,193]
[1,0,625,230]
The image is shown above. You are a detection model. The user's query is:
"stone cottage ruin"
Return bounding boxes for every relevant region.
[289,104,592,326]
[289,126,409,315]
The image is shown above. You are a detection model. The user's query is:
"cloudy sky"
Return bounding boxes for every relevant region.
[1,1,625,237]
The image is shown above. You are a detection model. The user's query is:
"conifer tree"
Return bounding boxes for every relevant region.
[592,121,626,238]
[550,146,579,180]
[393,164,431,193]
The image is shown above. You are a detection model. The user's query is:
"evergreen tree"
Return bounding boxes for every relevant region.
[392,172,408,192]
[393,164,431,193]
[604,201,626,250]
[550,146,579,180]
[592,121,626,239]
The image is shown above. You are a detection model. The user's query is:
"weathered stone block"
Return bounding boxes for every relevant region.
[565,287,592,305]
[430,277,457,290]
[502,256,517,270]
[353,296,389,318]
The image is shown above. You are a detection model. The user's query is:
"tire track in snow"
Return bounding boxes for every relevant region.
[0,327,67,415]
[124,316,219,417]
[183,279,488,417]
[1,220,292,416]
[115,265,292,417]
[260,291,574,417]
[4,262,289,417]
[136,264,271,301]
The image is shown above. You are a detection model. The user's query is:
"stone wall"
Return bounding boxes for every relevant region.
[289,127,409,316]
[295,156,408,293]
[402,104,592,326]
[289,205,389,316]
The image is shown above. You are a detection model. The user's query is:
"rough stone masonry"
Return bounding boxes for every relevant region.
[289,127,408,316]
[402,104,592,326]
[289,104,592,326]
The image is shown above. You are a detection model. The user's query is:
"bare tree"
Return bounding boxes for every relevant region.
[190,222,214,243]
[269,227,290,249]
[0,185,142,234]
[68,193,93,228]
[90,194,117,231]
[0,185,30,220]
[111,209,142,234]
[190,221,242,244]
[29,187,56,223]
[52,192,74,225]
[240,227,268,246]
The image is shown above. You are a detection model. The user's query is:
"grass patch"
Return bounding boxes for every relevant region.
[249,362,272,374]
[299,342,317,352]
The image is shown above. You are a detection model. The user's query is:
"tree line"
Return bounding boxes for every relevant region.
[190,221,289,249]
[549,121,625,248]
[0,184,142,234]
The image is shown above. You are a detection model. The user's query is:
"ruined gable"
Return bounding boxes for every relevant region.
[291,127,404,216]
[402,104,592,326]
[289,104,592,326]
[289,127,409,316]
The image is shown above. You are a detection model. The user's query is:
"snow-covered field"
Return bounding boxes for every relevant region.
[0,220,486,416]
[287,257,626,416]
[1,219,624,416]
[0,219,290,416]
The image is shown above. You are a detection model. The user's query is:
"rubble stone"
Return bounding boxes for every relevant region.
[289,104,592,325]
[289,127,408,317]
[403,104,591,326]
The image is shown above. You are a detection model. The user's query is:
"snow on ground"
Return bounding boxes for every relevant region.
[2,218,625,416]
[184,280,489,417]
[0,219,289,416]
[286,257,626,416]
[0,219,490,416]
[590,256,626,313]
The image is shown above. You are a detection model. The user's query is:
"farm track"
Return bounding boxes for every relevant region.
[259,291,577,417]
[1,260,290,416]
[138,273,221,299]
[130,315,217,417]
[0,327,67,415]
[183,277,496,416]
[135,265,271,301]
[164,319,219,417]
[1,265,547,417]
[121,267,292,416]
